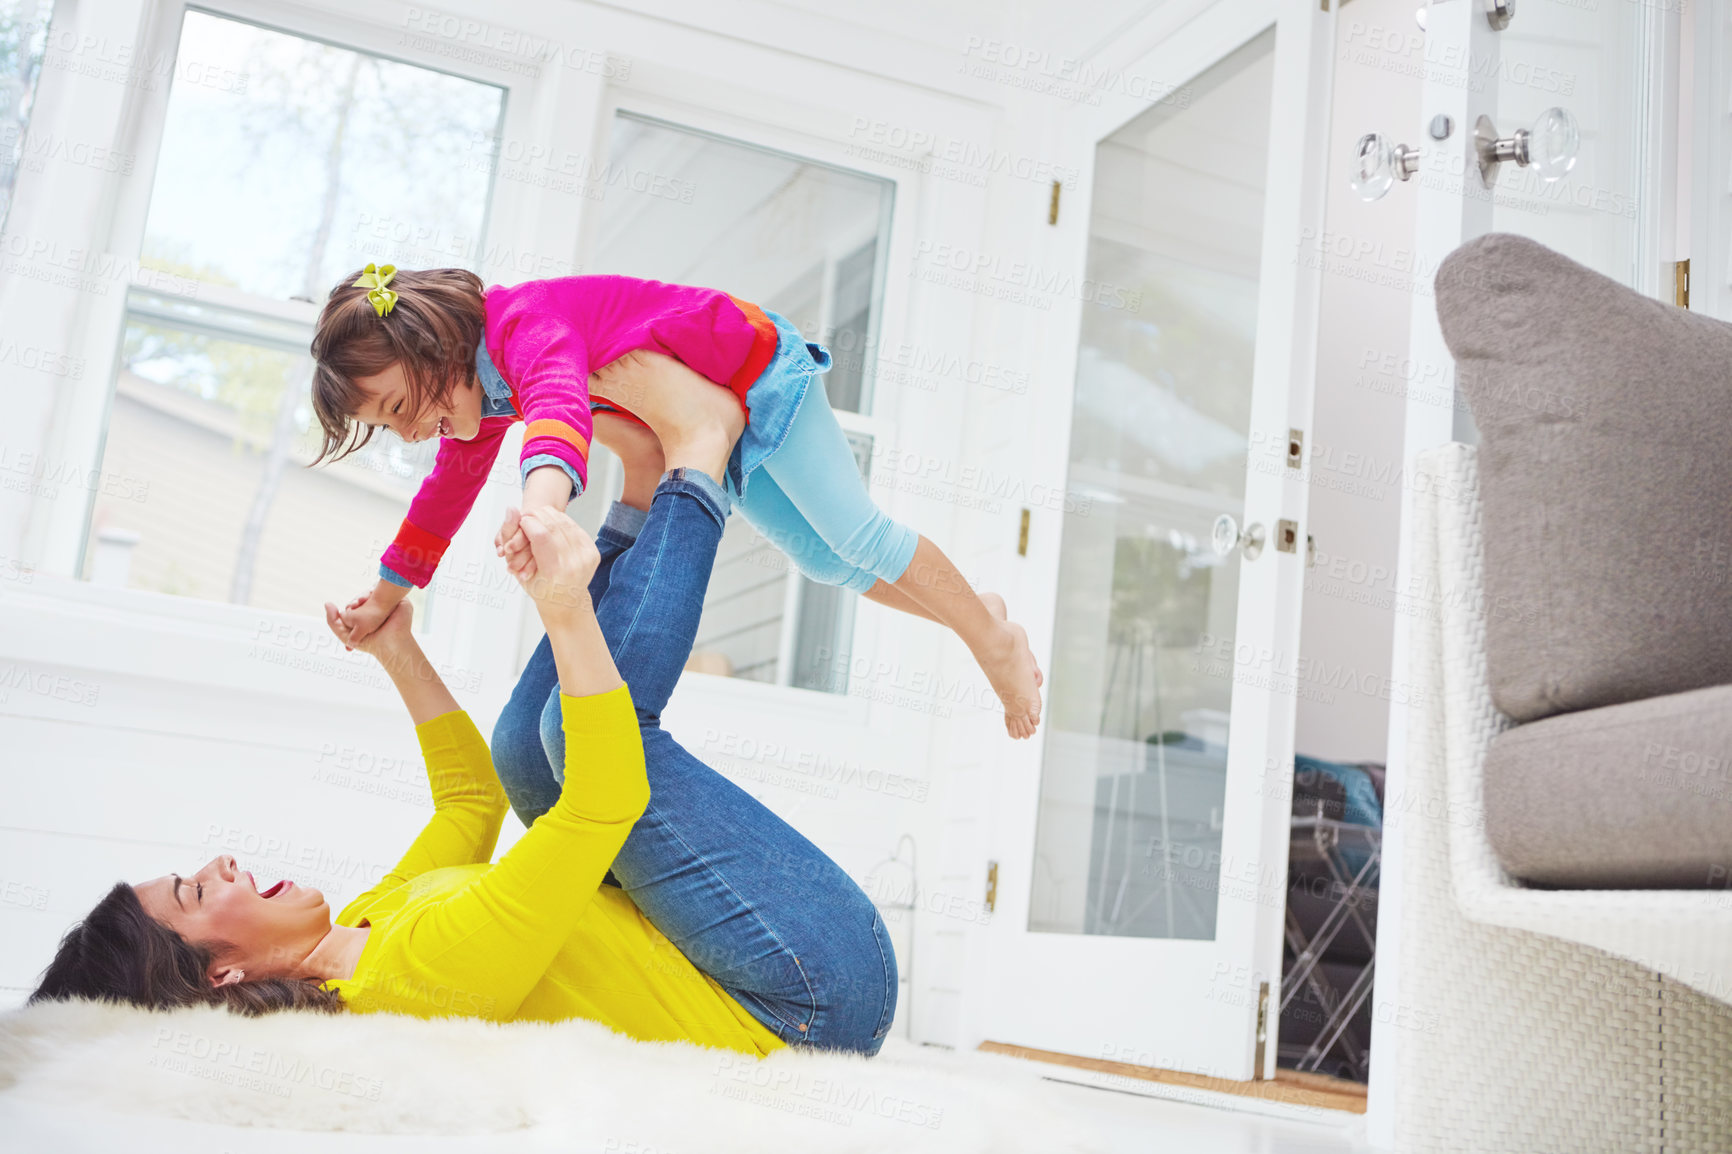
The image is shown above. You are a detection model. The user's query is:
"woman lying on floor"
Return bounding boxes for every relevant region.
[31,358,896,1057]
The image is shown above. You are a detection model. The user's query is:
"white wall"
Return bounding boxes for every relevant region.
[0,578,430,1008]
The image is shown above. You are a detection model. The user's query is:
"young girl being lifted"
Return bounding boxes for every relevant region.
[310,265,1043,747]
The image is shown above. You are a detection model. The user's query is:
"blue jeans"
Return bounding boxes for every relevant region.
[491,470,897,1055]
[728,311,919,595]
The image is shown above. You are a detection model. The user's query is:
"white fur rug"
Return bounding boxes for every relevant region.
[0,1001,1096,1152]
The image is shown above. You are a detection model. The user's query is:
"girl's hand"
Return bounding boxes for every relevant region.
[328,595,405,654]
[497,466,574,574]
[509,506,601,625]
[496,507,533,579]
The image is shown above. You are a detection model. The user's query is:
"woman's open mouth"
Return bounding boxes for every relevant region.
[259,879,293,899]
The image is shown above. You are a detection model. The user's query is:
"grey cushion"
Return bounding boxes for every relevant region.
[1436,234,1732,722]
[1483,683,1732,888]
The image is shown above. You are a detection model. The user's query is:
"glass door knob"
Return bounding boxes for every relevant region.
[1523,106,1580,180]
[1475,107,1579,188]
[1212,513,1265,561]
[1349,133,1420,202]
[1212,513,1239,556]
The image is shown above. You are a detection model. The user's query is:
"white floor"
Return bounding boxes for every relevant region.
[0,1070,1374,1154]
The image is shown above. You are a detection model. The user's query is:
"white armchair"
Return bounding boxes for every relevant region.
[1378,442,1732,1153]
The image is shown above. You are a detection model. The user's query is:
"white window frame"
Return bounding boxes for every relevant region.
[12,0,994,730]
[591,91,911,428]
[582,86,918,710]
[15,0,603,683]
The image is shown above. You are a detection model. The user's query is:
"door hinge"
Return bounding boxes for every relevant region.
[1048,180,1061,226]
[1017,507,1031,556]
[1675,259,1690,309]
[1253,980,1271,1078]
[984,861,999,912]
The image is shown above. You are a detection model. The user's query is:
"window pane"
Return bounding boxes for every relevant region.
[84,316,436,611]
[592,114,892,692]
[1030,30,1275,940]
[593,113,893,413]
[88,13,501,614]
[0,0,55,232]
[141,10,504,299]
[687,429,867,690]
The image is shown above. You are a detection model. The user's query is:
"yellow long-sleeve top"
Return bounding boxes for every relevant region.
[323,686,784,1056]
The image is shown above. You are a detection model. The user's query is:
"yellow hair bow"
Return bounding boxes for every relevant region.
[352,263,399,317]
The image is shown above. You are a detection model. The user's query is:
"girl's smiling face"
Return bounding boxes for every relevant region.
[352,361,484,444]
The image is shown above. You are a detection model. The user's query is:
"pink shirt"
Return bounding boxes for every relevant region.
[380,276,778,587]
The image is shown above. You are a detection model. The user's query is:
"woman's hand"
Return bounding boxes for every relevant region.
[325,598,460,724]
[325,598,415,659]
[507,506,621,700]
[507,506,602,627]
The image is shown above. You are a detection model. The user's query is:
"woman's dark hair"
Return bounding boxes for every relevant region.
[309,266,486,465]
[30,883,343,1016]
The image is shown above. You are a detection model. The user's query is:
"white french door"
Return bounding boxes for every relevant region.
[979,0,1335,1082]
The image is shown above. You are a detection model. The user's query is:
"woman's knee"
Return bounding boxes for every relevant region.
[536,690,567,785]
[542,689,657,785]
[491,706,558,825]
[494,691,535,765]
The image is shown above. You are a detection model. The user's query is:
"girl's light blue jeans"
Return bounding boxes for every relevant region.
[729,312,919,595]
[491,470,897,1055]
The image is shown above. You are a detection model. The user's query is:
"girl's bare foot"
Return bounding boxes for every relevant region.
[981,592,1044,688]
[592,411,664,510]
[590,350,743,484]
[974,589,1044,738]
[979,617,1043,740]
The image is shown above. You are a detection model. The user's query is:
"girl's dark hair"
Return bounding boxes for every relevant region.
[30,883,344,1017]
[309,266,486,464]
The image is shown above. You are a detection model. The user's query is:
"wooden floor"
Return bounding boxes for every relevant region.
[978,1042,1369,1115]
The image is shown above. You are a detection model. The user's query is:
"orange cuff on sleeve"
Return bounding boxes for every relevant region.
[522,419,591,461]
